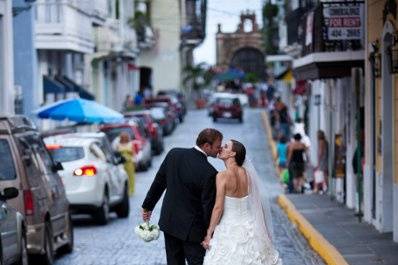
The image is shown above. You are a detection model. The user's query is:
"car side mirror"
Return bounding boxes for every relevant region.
[52,162,64,172]
[1,187,19,200]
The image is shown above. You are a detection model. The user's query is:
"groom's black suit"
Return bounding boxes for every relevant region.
[142,147,217,265]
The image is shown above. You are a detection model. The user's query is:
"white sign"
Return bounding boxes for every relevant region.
[323,4,364,40]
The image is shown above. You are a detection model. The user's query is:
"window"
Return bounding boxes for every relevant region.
[49,147,85,163]
[0,139,17,180]
[90,143,107,162]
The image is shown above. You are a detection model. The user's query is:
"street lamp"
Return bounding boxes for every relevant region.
[369,40,381,78]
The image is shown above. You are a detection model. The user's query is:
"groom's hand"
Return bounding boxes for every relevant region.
[142,208,152,221]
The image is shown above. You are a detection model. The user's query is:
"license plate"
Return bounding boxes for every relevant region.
[223,112,232,118]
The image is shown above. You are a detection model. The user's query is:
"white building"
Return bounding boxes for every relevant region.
[137,0,182,93]
[89,0,139,111]
[34,0,96,105]
[0,0,14,115]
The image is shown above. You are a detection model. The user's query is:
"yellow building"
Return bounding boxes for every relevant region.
[365,0,398,242]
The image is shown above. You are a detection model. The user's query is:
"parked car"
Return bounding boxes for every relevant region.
[144,96,184,123]
[149,106,174,136]
[157,90,187,116]
[0,116,73,265]
[100,121,152,171]
[211,96,243,123]
[0,187,27,265]
[124,110,164,155]
[44,136,130,225]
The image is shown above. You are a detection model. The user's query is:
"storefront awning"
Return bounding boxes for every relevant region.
[43,76,66,94]
[292,51,364,80]
[55,75,95,100]
[275,69,293,82]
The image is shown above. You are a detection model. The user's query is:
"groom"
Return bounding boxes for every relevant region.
[142,128,223,265]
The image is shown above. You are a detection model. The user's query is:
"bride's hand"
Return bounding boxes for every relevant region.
[201,235,212,250]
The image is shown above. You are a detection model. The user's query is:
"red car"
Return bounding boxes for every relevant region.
[124,110,164,155]
[144,96,184,122]
[212,96,243,123]
[100,122,152,171]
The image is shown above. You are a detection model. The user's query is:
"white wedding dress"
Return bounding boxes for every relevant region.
[203,161,282,265]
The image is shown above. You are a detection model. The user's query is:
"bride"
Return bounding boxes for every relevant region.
[202,140,282,265]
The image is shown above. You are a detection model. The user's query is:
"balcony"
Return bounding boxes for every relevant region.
[34,0,94,54]
[181,0,206,47]
[91,0,108,26]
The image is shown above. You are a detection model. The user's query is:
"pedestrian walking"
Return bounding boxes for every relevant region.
[276,135,288,172]
[287,133,307,193]
[116,132,136,195]
[315,130,329,193]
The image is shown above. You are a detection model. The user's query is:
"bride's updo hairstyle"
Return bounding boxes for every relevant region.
[231,140,246,166]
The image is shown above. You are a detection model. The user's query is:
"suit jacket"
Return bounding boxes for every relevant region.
[142,147,218,242]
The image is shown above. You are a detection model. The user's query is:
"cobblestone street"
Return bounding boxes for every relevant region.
[55,109,324,265]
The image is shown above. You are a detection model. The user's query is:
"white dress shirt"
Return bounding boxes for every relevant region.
[194,145,208,157]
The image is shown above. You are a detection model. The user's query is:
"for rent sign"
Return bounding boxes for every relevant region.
[323,4,364,40]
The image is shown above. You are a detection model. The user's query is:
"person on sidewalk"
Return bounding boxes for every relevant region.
[287,133,307,193]
[276,134,288,172]
[315,130,329,193]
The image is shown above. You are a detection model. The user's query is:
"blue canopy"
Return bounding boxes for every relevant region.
[214,68,245,81]
[35,98,123,124]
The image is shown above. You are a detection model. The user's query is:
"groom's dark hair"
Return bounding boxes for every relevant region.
[231,140,246,166]
[196,128,223,146]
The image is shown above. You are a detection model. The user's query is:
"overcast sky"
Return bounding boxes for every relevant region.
[193,0,264,65]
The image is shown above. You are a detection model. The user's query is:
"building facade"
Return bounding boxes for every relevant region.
[365,0,398,243]
[216,11,265,80]
[0,0,14,115]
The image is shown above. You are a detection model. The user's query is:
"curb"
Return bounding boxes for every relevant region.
[260,110,349,265]
[260,111,279,175]
[277,195,349,265]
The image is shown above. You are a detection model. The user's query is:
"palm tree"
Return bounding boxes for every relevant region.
[182,62,210,92]
[182,63,213,108]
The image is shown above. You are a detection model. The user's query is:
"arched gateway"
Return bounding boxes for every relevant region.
[216,11,265,79]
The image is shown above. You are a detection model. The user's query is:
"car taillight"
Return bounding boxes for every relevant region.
[73,165,97,176]
[149,124,157,137]
[133,141,142,154]
[23,190,34,216]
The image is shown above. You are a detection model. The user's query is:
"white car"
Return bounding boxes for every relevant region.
[44,136,129,225]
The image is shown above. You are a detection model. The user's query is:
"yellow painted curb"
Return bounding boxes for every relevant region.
[261,111,280,175]
[277,194,349,265]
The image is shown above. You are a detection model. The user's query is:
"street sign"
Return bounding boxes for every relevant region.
[323,4,364,41]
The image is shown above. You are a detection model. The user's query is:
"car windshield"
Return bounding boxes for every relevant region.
[151,108,166,119]
[216,97,240,106]
[102,127,136,143]
[49,147,85,163]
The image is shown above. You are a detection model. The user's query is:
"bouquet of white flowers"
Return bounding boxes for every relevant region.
[135,222,160,242]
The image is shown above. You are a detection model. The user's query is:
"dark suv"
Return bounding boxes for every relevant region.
[0,116,73,265]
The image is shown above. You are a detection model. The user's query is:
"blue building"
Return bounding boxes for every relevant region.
[12,0,37,116]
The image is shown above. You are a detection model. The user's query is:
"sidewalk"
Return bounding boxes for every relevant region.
[281,194,398,265]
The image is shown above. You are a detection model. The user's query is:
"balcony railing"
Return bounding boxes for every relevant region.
[34,0,94,53]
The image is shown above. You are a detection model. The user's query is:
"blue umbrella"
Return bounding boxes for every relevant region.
[214,68,245,81]
[35,98,123,124]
